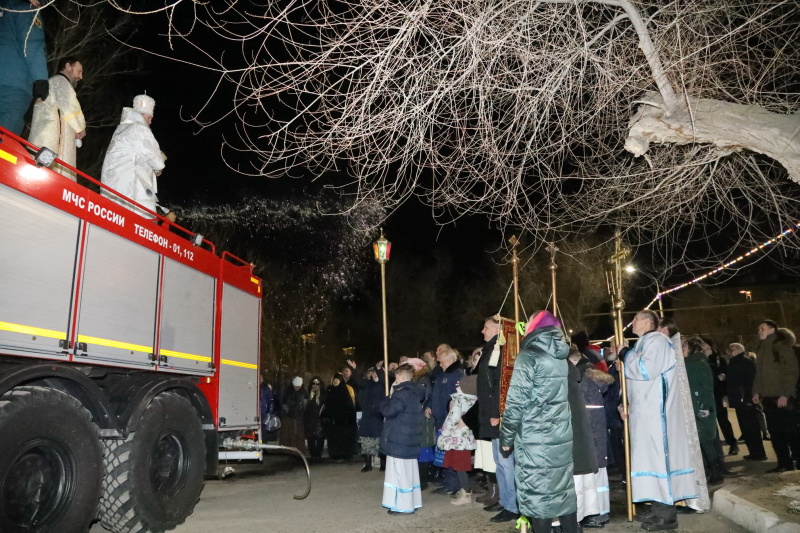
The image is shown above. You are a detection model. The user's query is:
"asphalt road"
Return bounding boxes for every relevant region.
[89,454,748,533]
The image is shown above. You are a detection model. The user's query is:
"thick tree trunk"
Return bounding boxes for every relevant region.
[626,92,800,183]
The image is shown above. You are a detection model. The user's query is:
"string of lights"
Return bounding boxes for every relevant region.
[612,221,800,337]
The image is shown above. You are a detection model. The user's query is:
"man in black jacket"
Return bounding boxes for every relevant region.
[477,316,519,523]
[702,336,738,455]
[726,343,766,461]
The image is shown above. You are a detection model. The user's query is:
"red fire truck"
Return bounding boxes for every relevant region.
[0,128,266,533]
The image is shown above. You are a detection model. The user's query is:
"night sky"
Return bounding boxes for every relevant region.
[66,4,800,355]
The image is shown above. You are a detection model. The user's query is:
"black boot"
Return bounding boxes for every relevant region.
[708,460,723,485]
[361,455,373,472]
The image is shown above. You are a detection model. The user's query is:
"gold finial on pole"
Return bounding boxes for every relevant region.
[509,235,520,346]
[607,231,634,522]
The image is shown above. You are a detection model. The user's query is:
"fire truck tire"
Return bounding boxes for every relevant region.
[0,385,103,533]
[98,391,205,533]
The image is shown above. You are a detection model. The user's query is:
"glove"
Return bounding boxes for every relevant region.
[32,80,48,101]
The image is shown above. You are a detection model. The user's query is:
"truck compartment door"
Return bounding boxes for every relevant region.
[75,225,158,368]
[217,283,259,428]
[0,184,78,359]
[157,258,215,375]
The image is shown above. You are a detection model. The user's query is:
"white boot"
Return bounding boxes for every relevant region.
[450,489,473,506]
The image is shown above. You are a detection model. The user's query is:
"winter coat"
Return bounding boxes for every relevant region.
[304,388,325,439]
[0,0,47,135]
[500,326,576,519]
[684,351,717,442]
[754,329,798,399]
[576,359,613,469]
[354,374,385,438]
[431,359,464,429]
[413,366,436,448]
[437,391,477,450]
[101,108,165,217]
[260,382,274,418]
[322,382,356,427]
[477,335,502,439]
[726,353,756,408]
[281,387,308,419]
[707,351,727,400]
[380,380,425,459]
[28,74,84,180]
[568,361,598,475]
[603,362,623,431]
[322,381,357,459]
[0,1,47,92]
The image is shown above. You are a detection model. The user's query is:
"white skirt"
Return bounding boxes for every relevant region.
[474,439,496,473]
[382,456,422,513]
[595,467,610,517]
[574,471,601,521]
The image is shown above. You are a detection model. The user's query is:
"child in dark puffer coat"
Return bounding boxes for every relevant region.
[380,364,426,514]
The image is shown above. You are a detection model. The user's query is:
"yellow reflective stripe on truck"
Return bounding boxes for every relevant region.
[0,149,18,165]
[220,358,258,369]
[2,322,252,368]
[77,335,152,353]
[0,320,64,339]
[159,349,211,363]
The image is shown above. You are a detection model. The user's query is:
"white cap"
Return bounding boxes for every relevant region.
[133,94,155,116]
[292,376,303,387]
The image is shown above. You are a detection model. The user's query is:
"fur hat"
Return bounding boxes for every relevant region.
[133,94,156,116]
[459,375,478,396]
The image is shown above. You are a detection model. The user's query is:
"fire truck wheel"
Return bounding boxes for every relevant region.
[0,386,103,533]
[98,391,205,533]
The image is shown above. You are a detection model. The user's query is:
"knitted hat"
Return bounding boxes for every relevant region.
[291,376,303,387]
[459,375,478,396]
[525,310,562,335]
[405,357,427,372]
[133,94,155,116]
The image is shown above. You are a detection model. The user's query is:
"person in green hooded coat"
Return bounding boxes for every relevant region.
[682,335,724,484]
[500,310,579,533]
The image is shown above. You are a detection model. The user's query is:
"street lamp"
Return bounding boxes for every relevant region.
[625,263,665,318]
[373,229,391,395]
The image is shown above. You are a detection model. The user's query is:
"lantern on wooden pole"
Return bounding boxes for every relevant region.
[373,229,392,395]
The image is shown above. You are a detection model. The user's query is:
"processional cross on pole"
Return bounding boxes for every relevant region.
[606,231,634,522]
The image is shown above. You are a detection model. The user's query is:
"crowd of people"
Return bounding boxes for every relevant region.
[259,312,800,533]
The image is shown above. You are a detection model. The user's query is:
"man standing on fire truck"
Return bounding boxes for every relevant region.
[28,56,85,180]
[101,94,167,219]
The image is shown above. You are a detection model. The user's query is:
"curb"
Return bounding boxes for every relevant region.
[713,488,800,533]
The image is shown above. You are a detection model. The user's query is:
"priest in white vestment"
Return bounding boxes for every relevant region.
[611,310,698,531]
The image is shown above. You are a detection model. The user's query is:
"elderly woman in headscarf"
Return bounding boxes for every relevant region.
[500,310,579,533]
[322,373,357,460]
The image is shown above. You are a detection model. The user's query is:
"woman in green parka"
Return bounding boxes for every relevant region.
[500,310,579,533]
[682,335,724,484]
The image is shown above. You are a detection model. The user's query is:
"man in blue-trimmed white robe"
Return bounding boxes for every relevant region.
[616,310,697,531]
